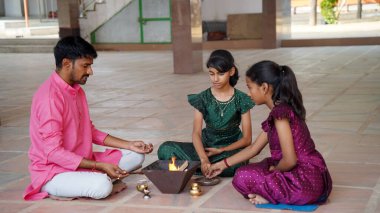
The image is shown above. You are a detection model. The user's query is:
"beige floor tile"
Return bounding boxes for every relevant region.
[110,206,184,213]
[91,100,144,108]
[0,152,23,163]
[0,178,29,200]
[326,141,380,164]
[92,116,142,129]
[359,134,380,146]
[0,140,30,152]
[307,121,364,133]
[0,153,29,174]
[200,182,270,212]
[315,187,372,213]
[28,204,108,213]
[107,107,158,118]
[311,110,370,122]
[0,203,34,213]
[328,162,380,188]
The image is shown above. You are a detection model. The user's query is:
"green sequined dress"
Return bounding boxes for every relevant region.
[157,88,255,177]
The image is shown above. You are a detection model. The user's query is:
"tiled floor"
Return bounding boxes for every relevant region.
[0,46,380,212]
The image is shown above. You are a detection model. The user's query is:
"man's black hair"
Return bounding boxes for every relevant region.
[54,36,97,69]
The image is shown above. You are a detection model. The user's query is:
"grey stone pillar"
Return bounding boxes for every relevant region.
[262,0,291,48]
[57,0,80,38]
[171,0,203,74]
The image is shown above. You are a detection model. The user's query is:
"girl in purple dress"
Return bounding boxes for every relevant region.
[207,60,332,205]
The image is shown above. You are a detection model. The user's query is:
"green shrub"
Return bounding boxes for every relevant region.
[320,0,338,24]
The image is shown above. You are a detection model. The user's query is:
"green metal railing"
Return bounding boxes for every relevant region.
[91,0,172,44]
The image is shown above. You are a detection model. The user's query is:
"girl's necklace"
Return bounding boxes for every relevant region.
[214,96,235,117]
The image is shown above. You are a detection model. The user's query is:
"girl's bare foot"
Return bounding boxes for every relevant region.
[248,194,269,205]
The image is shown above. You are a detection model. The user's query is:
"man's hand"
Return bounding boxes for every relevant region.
[98,162,129,179]
[128,141,153,154]
[205,147,224,157]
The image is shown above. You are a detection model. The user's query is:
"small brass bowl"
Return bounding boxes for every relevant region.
[189,183,202,196]
[136,180,148,192]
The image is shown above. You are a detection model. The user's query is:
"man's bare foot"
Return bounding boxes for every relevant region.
[248,194,269,205]
[111,180,127,195]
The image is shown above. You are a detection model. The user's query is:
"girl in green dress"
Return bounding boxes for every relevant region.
[157,49,255,177]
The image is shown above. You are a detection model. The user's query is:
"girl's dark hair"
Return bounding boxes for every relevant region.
[246,60,306,120]
[54,36,97,69]
[206,49,239,87]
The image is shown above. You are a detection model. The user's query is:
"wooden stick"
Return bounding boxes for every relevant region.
[178,160,189,171]
[129,171,144,175]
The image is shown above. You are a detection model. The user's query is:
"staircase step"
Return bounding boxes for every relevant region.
[2,20,57,29]
[0,38,58,45]
[0,38,58,53]
[0,26,58,38]
[30,27,59,36]
[80,0,133,39]
[0,45,54,53]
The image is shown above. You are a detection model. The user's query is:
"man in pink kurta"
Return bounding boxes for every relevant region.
[24,36,153,201]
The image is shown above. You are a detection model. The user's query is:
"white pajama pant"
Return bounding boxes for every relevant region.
[41,149,145,199]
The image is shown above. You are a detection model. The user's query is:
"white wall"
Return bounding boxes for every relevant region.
[3,0,57,18]
[28,0,43,17]
[201,0,262,21]
[4,0,22,17]
[28,0,57,18]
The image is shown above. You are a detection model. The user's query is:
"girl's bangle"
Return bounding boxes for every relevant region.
[223,158,230,168]
[92,161,97,172]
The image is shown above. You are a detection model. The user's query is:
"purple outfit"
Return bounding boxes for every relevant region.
[232,103,332,205]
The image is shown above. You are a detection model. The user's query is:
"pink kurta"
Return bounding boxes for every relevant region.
[24,72,122,201]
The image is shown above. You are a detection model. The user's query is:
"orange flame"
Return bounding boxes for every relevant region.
[168,156,180,171]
